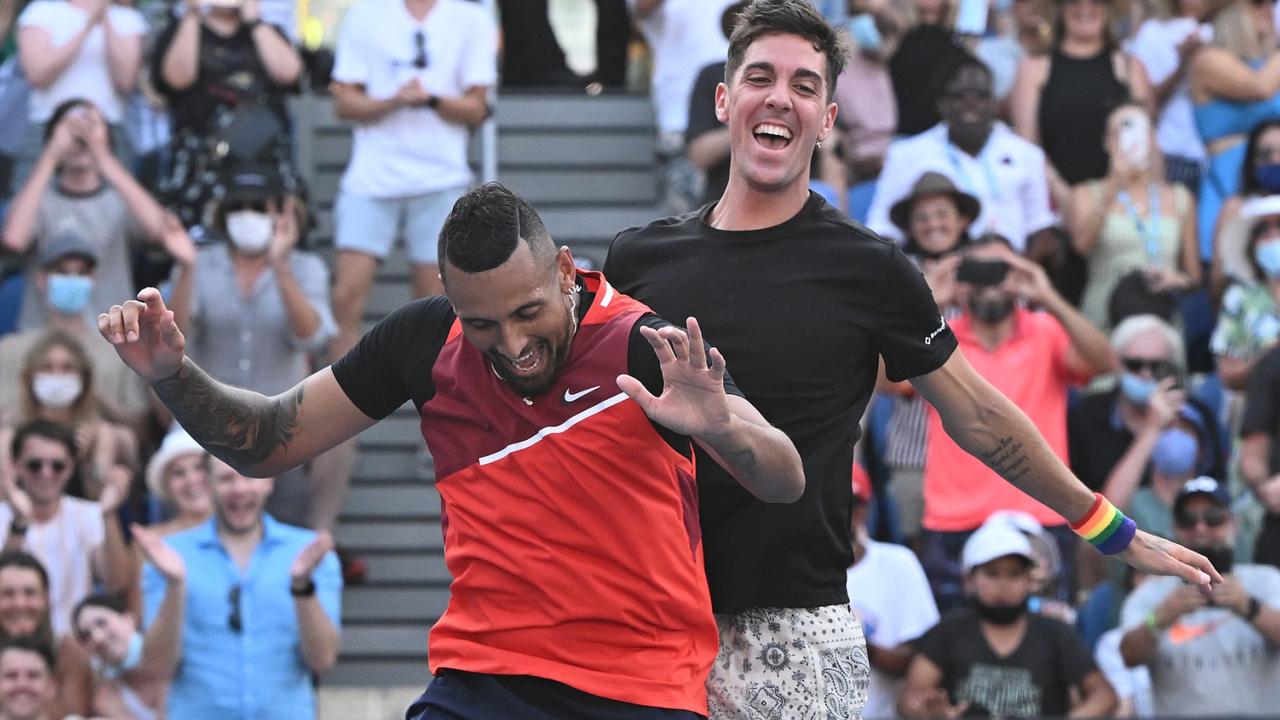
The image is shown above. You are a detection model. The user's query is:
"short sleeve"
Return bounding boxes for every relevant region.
[330,295,454,419]
[890,550,941,644]
[1242,347,1280,436]
[458,7,498,89]
[912,616,951,669]
[330,5,370,85]
[871,245,957,381]
[16,1,54,29]
[1210,284,1249,359]
[107,6,148,35]
[1094,629,1135,700]
[1019,146,1057,236]
[685,63,725,143]
[82,501,105,549]
[149,18,182,97]
[1052,618,1098,686]
[626,314,742,400]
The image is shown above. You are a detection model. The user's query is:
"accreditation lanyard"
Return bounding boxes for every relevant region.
[1116,184,1162,262]
[946,144,1003,205]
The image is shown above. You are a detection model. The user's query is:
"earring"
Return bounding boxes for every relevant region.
[816,141,823,150]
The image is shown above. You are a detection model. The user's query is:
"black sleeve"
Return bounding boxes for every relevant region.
[626,314,742,399]
[149,17,182,99]
[1242,347,1280,436]
[870,243,958,381]
[912,617,950,672]
[686,62,726,144]
[1056,620,1099,688]
[330,296,455,419]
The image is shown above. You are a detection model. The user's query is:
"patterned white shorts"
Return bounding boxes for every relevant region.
[706,604,870,720]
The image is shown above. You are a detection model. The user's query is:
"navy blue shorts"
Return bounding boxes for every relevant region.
[404,670,705,720]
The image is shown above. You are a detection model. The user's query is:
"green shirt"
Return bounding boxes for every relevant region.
[1211,281,1280,360]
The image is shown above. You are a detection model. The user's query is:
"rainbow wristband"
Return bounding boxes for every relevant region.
[1070,492,1138,555]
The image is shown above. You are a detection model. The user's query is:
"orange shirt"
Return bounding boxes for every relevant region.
[922,309,1090,531]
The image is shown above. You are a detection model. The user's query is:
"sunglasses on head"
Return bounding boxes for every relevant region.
[1121,357,1176,377]
[228,585,242,633]
[1175,507,1229,529]
[412,30,427,70]
[23,459,67,474]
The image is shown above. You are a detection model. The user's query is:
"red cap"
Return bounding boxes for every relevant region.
[851,463,872,502]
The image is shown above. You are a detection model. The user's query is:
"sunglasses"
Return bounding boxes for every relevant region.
[412,30,427,70]
[1121,357,1177,378]
[1175,508,1229,529]
[228,585,242,633]
[23,458,67,474]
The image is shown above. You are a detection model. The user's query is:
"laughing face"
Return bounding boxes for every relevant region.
[0,647,53,720]
[718,33,838,195]
[208,458,273,536]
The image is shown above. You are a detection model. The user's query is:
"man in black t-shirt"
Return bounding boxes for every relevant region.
[604,2,1219,718]
[900,520,1115,719]
[1241,344,1280,567]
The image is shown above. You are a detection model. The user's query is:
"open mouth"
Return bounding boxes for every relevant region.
[753,122,794,150]
[499,345,546,379]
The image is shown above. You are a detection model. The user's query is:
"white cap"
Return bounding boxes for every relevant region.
[145,427,205,502]
[962,518,1034,573]
[1242,195,1280,222]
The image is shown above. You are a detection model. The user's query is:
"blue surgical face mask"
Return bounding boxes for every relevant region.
[1255,164,1280,193]
[95,631,143,680]
[1151,427,1198,478]
[1255,240,1280,279]
[46,273,93,315]
[847,14,883,54]
[1120,373,1157,405]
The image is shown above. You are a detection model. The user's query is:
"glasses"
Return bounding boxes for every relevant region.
[412,30,427,70]
[1175,508,1229,529]
[23,459,67,474]
[1120,357,1176,378]
[227,585,242,633]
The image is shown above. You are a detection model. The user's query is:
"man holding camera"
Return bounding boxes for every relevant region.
[920,235,1116,612]
[1119,477,1280,717]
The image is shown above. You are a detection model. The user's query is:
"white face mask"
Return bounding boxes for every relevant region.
[32,372,82,409]
[226,211,274,255]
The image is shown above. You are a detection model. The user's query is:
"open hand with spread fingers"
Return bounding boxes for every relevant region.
[98,288,186,382]
[133,523,185,583]
[291,531,335,586]
[616,317,733,438]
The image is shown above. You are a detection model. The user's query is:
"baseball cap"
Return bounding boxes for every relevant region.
[962,518,1034,573]
[145,427,205,502]
[1173,476,1230,517]
[221,166,282,205]
[37,233,99,269]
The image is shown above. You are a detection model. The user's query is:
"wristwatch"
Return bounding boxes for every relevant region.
[9,517,28,536]
[425,95,440,110]
[290,577,316,598]
[1245,597,1263,623]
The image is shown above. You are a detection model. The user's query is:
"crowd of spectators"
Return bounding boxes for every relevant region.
[0,0,1275,717]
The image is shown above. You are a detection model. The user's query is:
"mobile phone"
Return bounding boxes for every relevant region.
[955,0,990,36]
[1117,114,1150,171]
[957,258,1010,286]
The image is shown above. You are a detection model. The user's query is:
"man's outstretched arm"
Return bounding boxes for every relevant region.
[99,289,375,476]
[910,351,1221,590]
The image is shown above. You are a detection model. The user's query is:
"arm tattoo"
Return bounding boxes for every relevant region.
[151,358,304,471]
[980,435,1031,485]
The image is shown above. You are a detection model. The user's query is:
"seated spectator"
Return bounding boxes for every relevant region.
[1211,202,1280,390]
[1069,315,1224,520]
[1119,476,1280,716]
[1,99,165,332]
[0,552,90,717]
[1211,123,1280,301]
[140,457,341,720]
[986,510,1076,624]
[72,526,187,720]
[1009,0,1149,194]
[846,465,939,719]
[1092,570,1154,718]
[686,1,750,206]
[142,427,209,538]
[1,330,139,488]
[920,236,1115,611]
[888,0,968,136]
[0,234,152,430]
[1070,103,1199,331]
[14,0,146,173]
[867,56,1057,254]
[152,0,305,231]
[877,172,976,545]
[1187,0,1280,264]
[1241,342,1280,567]
[0,636,60,720]
[900,518,1117,719]
[0,420,129,638]
[168,167,335,529]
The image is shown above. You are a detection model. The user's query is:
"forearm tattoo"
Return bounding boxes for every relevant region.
[151,358,304,471]
[981,435,1031,485]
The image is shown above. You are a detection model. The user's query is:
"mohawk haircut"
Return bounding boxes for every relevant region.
[437,183,555,281]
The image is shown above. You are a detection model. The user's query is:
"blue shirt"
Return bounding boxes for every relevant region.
[142,514,342,720]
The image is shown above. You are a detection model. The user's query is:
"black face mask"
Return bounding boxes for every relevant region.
[1191,544,1234,576]
[970,295,1015,325]
[972,596,1028,625]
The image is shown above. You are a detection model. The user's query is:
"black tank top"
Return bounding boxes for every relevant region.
[1037,49,1129,184]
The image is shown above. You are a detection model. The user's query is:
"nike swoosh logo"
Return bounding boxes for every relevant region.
[1168,619,1226,645]
[563,386,600,403]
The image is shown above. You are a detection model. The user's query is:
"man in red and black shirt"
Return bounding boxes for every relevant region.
[96,183,805,719]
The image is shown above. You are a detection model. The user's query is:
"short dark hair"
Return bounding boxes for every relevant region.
[943,53,994,90]
[437,183,555,282]
[72,592,128,639]
[0,635,55,674]
[10,419,77,463]
[0,552,49,594]
[725,0,848,102]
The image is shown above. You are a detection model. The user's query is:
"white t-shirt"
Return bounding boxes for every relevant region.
[867,122,1058,251]
[0,497,104,639]
[846,539,940,720]
[332,0,497,198]
[628,0,734,135]
[1095,627,1154,718]
[1130,18,1207,162]
[18,1,147,123]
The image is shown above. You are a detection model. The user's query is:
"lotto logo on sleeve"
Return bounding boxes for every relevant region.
[924,316,948,346]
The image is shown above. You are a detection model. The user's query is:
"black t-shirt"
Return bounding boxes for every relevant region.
[330,283,740,458]
[916,609,1097,719]
[1068,389,1226,492]
[603,193,957,614]
[1243,346,1280,475]
[686,61,729,206]
[888,25,968,136]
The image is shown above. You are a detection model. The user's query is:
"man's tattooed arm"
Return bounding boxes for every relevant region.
[151,357,304,473]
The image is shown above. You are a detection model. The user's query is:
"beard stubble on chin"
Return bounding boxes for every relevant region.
[490,309,578,398]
